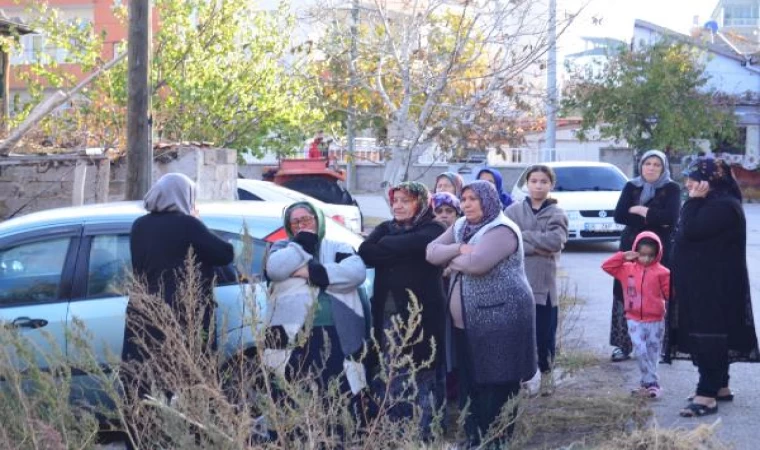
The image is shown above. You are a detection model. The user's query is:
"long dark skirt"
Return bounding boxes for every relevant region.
[609,280,633,354]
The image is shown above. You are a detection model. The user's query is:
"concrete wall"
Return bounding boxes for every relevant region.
[240,162,529,194]
[0,146,238,221]
[600,147,636,177]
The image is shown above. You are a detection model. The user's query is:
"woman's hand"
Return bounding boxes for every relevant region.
[628,205,648,217]
[443,266,452,278]
[292,266,309,278]
[689,181,710,198]
[459,244,475,255]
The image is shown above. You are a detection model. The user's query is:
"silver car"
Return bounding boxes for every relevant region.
[0,201,371,406]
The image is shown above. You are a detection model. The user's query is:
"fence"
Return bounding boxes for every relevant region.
[486,147,601,166]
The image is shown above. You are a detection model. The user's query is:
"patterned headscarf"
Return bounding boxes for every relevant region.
[683,157,742,200]
[143,173,196,215]
[630,150,672,205]
[459,180,502,243]
[435,172,464,196]
[432,192,462,215]
[388,181,434,232]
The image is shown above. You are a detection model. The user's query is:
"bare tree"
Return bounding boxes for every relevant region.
[309,0,577,185]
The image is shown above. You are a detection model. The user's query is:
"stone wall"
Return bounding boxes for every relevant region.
[0,146,238,221]
[0,154,110,220]
[109,146,238,201]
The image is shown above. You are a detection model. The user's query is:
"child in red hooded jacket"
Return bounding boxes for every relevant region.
[602,231,670,398]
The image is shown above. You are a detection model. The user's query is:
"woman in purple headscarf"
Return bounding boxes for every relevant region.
[666,157,759,418]
[426,180,536,446]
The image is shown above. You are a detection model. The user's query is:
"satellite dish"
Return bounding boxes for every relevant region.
[704,20,719,33]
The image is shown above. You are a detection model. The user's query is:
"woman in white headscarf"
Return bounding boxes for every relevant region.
[122,173,234,398]
[608,150,681,362]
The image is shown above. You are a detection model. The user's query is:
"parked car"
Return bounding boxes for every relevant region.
[237,179,363,233]
[510,161,629,242]
[0,201,372,408]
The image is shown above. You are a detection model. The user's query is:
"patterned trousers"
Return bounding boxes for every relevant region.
[626,319,665,386]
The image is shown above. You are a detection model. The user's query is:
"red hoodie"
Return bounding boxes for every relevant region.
[601,231,670,322]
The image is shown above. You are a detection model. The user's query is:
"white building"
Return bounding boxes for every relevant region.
[633,19,760,159]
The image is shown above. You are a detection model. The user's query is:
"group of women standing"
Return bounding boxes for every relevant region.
[609,151,759,417]
[123,150,760,445]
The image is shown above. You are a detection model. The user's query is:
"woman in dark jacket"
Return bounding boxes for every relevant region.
[609,150,681,361]
[666,157,759,417]
[124,173,234,399]
[358,181,446,438]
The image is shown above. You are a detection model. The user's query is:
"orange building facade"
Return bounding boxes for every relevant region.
[0,0,127,94]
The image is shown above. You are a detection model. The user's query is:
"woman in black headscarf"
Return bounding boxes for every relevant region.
[609,150,681,361]
[665,157,760,417]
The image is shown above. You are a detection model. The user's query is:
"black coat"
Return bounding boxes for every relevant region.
[665,194,760,363]
[124,212,234,362]
[614,181,681,265]
[358,219,446,369]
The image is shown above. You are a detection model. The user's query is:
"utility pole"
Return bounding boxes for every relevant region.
[126,0,152,200]
[545,0,558,162]
[345,0,359,191]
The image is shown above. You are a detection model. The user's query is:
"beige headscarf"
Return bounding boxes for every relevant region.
[143,173,196,215]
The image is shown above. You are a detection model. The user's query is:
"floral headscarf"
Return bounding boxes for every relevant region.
[432,191,462,215]
[683,157,742,200]
[476,168,513,209]
[388,181,434,232]
[459,180,502,243]
[630,150,672,205]
[435,172,464,196]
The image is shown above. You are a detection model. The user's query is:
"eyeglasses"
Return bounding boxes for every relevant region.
[289,216,316,228]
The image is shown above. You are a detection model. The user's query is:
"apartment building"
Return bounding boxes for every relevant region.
[0,0,126,96]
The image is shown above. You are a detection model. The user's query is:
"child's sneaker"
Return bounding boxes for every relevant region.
[630,386,648,397]
[645,383,662,399]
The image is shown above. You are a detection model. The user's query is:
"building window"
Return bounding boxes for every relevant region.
[724,4,760,26]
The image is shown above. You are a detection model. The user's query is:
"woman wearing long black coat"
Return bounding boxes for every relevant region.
[124,173,234,398]
[666,157,759,417]
[609,150,681,361]
[358,181,446,438]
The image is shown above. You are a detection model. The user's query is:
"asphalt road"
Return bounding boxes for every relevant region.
[559,203,760,449]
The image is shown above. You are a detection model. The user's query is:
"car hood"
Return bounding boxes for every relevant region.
[551,191,621,211]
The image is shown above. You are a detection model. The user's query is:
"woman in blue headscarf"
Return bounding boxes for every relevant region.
[608,150,681,362]
[476,168,513,209]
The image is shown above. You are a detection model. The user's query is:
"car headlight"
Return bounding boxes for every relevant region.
[566,210,581,220]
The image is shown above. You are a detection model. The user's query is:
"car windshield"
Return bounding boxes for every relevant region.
[553,166,627,192]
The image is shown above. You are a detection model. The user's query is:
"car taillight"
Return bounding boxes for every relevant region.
[264,227,288,243]
[331,215,346,225]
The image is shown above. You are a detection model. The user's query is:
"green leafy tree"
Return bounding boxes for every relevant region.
[11,0,323,154]
[562,40,738,153]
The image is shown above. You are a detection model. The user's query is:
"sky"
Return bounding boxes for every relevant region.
[558,0,721,57]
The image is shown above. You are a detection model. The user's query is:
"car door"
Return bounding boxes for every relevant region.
[67,223,132,370]
[0,225,82,372]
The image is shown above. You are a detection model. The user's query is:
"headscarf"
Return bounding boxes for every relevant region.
[476,168,513,209]
[435,172,464,196]
[630,150,672,205]
[683,157,742,201]
[388,181,434,232]
[283,201,326,242]
[143,173,196,215]
[459,180,503,243]
[431,192,462,215]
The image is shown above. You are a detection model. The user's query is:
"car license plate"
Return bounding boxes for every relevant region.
[584,223,623,232]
